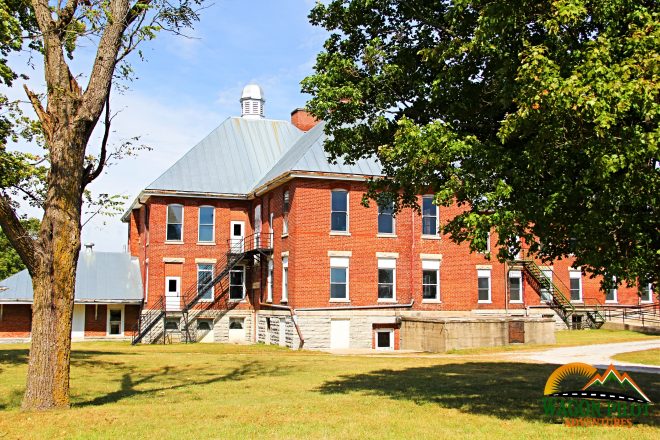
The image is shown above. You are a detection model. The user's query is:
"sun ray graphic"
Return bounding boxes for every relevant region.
[544,363,598,395]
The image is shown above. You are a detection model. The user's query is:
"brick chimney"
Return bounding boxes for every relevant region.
[290,108,319,132]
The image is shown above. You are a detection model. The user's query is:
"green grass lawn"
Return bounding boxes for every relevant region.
[0,333,658,439]
[612,348,660,366]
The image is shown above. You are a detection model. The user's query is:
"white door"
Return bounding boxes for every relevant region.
[279,318,286,347]
[165,277,181,311]
[72,304,85,340]
[228,317,245,343]
[330,319,350,349]
[230,221,245,253]
[540,269,553,301]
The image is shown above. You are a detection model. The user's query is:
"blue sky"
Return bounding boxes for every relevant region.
[11,0,326,251]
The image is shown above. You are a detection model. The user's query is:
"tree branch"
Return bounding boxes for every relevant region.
[0,195,38,275]
[55,0,79,32]
[23,84,52,138]
[84,90,112,186]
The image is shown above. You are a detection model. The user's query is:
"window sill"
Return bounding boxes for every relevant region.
[198,299,214,303]
[509,300,523,304]
[104,334,126,338]
[422,299,441,304]
[229,298,247,303]
[421,235,440,240]
[377,299,397,303]
[604,300,618,304]
[477,300,492,304]
[377,233,397,238]
[281,233,289,239]
[197,242,216,246]
[330,231,351,236]
[165,241,184,245]
[571,300,583,304]
[280,300,288,304]
[329,298,350,303]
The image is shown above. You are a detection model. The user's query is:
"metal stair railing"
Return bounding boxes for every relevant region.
[178,232,274,343]
[132,295,166,345]
[514,252,576,327]
[581,297,606,329]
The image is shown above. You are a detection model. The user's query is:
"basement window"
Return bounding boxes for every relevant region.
[375,329,394,350]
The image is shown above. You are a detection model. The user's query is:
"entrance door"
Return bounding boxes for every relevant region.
[230,221,245,253]
[279,318,286,347]
[165,277,181,311]
[330,319,350,349]
[228,317,245,343]
[72,304,85,340]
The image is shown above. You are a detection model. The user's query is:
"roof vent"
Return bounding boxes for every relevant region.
[240,84,265,119]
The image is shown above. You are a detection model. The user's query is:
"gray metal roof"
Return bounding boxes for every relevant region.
[146,117,303,194]
[255,121,382,188]
[0,252,143,303]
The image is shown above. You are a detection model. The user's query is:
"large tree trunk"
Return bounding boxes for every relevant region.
[22,133,85,410]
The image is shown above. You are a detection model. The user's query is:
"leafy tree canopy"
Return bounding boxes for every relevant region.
[302,0,660,289]
[0,217,39,280]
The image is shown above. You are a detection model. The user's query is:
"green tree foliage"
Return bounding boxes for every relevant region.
[302,0,659,289]
[0,217,39,280]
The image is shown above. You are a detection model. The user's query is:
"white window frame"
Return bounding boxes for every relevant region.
[166,204,184,242]
[377,202,395,236]
[106,305,125,336]
[569,270,582,303]
[254,203,262,247]
[229,265,246,301]
[421,195,439,237]
[330,256,349,302]
[283,190,290,235]
[282,256,289,303]
[375,329,394,351]
[605,276,618,303]
[641,283,653,303]
[421,259,440,302]
[377,258,396,302]
[330,189,349,233]
[509,270,523,303]
[197,263,214,302]
[197,206,215,243]
[269,212,274,247]
[266,258,274,302]
[477,269,492,303]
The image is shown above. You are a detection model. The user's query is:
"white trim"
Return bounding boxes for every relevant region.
[230,221,245,253]
[330,260,349,301]
[477,269,492,303]
[331,189,349,233]
[509,270,523,303]
[106,305,125,336]
[283,190,290,235]
[163,257,185,263]
[377,259,396,302]
[641,283,653,303]
[197,205,215,243]
[165,276,181,311]
[330,231,351,236]
[421,259,440,270]
[421,265,440,302]
[328,250,352,257]
[166,204,184,242]
[197,263,214,302]
[569,270,582,302]
[376,233,398,238]
[281,251,290,257]
[421,195,439,236]
[376,252,399,259]
[605,276,618,303]
[375,329,394,350]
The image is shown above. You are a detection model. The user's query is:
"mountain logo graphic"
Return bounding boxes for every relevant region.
[544,363,652,404]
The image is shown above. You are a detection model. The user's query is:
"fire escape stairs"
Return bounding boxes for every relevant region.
[513,256,605,329]
[132,232,273,345]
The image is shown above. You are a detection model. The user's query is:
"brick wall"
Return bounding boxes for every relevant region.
[84,304,107,337]
[0,304,31,338]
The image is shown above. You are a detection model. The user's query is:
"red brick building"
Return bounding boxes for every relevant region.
[121,85,656,350]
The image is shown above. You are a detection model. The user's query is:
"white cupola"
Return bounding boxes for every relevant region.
[240,84,265,119]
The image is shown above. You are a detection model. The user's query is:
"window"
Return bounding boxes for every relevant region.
[197,264,214,301]
[375,329,394,350]
[605,276,617,303]
[509,270,522,303]
[254,204,262,247]
[269,211,274,246]
[540,269,553,301]
[377,202,395,234]
[197,320,213,331]
[569,271,582,302]
[422,260,440,301]
[331,190,348,232]
[198,206,214,242]
[486,232,491,253]
[422,196,438,236]
[282,257,289,302]
[164,319,179,330]
[477,269,491,303]
[378,259,396,301]
[229,266,245,300]
[267,258,274,302]
[107,307,123,335]
[166,204,183,241]
[640,283,653,303]
[283,190,290,235]
[330,257,349,300]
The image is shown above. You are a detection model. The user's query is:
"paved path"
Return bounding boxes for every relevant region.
[506,339,660,374]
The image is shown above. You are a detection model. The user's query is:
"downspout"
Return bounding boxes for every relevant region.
[260,303,305,349]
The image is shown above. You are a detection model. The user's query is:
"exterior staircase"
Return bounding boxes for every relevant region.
[513,256,605,329]
[132,232,273,345]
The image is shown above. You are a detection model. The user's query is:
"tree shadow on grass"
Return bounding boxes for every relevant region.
[0,348,138,368]
[317,362,660,426]
[76,360,270,407]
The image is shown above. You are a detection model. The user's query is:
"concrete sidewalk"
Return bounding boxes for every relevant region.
[506,339,660,374]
